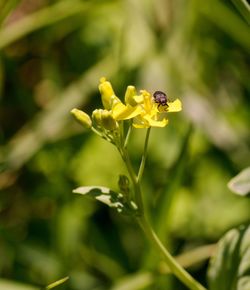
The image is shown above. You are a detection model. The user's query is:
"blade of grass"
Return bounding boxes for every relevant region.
[0,0,20,25]
[197,0,250,50]
[45,277,69,290]
[231,0,250,24]
[155,125,193,239]
[0,1,90,49]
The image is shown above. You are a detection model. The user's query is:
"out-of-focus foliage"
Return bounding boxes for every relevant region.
[0,0,249,289]
[228,167,250,196]
[208,225,250,290]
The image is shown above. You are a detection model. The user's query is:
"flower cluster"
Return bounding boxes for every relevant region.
[71,77,182,143]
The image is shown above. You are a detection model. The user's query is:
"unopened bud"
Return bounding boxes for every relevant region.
[92,109,118,131]
[71,108,92,128]
[118,175,130,195]
[101,110,118,131]
[92,109,103,127]
[99,77,120,110]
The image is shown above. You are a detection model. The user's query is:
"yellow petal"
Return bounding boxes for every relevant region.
[112,103,143,120]
[145,117,168,127]
[167,98,182,112]
[133,95,144,104]
[133,123,150,129]
[125,86,138,106]
[144,115,168,128]
[132,114,168,128]
[132,116,150,128]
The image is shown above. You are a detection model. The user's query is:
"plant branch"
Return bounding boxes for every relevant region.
[121,148,144,214]
[137,128,151,182]
[124,122,132,148]
[136,216,207,290]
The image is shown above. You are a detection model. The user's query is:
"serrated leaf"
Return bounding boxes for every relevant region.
[207,224,250,290]
[228,167,250,196]
[73,186,124,210]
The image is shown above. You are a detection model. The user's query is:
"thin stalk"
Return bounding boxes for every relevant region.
[124,122,132,148]
[137,128,151,182]
[137,215,207,290]
[121,148,144,214]
[120,127,150,213]
[45,277,69,290]
[119,121,125,149]
[91,127,104,138]
[120,127,207,289]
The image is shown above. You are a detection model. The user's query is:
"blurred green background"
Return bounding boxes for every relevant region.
[0,0,250,289]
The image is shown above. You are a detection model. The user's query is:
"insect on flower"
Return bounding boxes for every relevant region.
[153,91,169,109]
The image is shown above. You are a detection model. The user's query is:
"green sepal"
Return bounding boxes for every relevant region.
[207,224,250,290]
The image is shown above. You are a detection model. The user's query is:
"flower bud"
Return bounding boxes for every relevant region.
[92,109,118,131]
[92,109,103,127]
[71,108,92,128]
[101,110,118,131]
[118,175,130,194]
[124,86,138,106]
[99,77,116,110]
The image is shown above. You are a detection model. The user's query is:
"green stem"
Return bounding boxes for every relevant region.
[121,148,144,214]
[124,122,132,149]
[137,128,151,182]
[137,215,207,290]
[120,127,206,290]
[91,127,103,138]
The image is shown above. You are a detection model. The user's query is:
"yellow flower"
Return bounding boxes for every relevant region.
[98,77,182,129]
[132,90,182,128]
[99,77,143,120]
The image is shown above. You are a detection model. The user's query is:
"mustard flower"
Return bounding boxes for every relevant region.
[98,78,182,129]
[99,77,143,121]
[131,90,182,128]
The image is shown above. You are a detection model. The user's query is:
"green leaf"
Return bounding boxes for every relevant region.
[207,224,250,290]
[228,167,250,196]
[73,186,124,211]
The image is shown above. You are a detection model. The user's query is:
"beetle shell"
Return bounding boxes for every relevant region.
[153,91,168,107]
